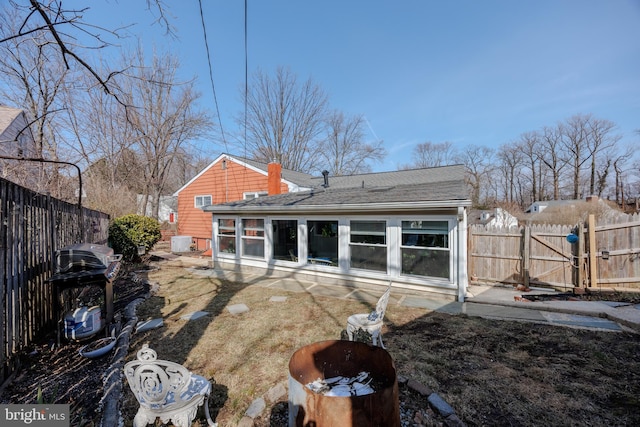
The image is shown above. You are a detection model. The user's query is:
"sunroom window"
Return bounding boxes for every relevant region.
[307,220,338,266]
[273,220,298,261]
[401,220,450,278]
[218,218,236,254]
[350,220,387,272]
[242,218,265,258]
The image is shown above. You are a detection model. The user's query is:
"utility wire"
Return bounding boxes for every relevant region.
[198,0,228,150]
[244,0,248,160]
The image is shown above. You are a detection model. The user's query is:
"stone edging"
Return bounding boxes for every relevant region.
[398,375,465,427]
[99,273,151,427]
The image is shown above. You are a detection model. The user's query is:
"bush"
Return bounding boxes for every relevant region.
[108,214,161,261]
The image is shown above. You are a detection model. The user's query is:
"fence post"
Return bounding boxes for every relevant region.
[588,214,597,288]
[522,226,530,288]
[577,222,585,288]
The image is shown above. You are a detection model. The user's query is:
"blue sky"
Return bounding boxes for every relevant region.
[72,0,639,172]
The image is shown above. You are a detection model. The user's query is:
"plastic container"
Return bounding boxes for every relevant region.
[64,306,103,340]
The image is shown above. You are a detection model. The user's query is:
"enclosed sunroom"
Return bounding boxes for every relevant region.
[202,165,471,301]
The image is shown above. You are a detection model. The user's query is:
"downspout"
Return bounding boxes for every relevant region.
[457,206,465,302]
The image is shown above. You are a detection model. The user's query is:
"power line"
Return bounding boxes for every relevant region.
[198,0,227,150]
[244,0,248,160]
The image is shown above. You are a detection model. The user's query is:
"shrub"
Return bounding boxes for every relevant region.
[109,214,161,261]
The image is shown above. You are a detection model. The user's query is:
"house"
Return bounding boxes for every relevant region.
[524,196,625,224]
[173,153,316,250]
[201,164,472,301]
[470,207,519,228]
[0,106,38,188]
[525,199,581,214]
[0,106,33,153]
[137,195,178,223]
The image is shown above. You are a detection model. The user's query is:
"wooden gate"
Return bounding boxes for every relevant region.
[524,225,576,289]
[469,213,640,290]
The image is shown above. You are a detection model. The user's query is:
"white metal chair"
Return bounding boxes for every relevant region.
[124,344,216,427]
[346,283,392,348]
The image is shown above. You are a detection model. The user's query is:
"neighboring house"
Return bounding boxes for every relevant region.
[470,208,519,228]
[525,199,582,214]
[524,196,625,224]
[173,153,316,250]
[202,164,471,301]
[137,195,178,223]
[0,106,38,187]
[0,106,33,154]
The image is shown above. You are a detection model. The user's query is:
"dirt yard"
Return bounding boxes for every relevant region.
[2,255,640,427]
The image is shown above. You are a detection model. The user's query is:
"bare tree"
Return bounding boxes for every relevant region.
[560,114,594,199]
[611,144,634,208]
[586,117,621,195]
[239,66,328,173]
[456,145,494,207]
[0,5,74,198]
[516,131,544,204]
[401,141,457,169]
[319,111,386,175]
[540,125,569,200]
[117,47,213,219]
[2,0,174,102]
[62,71,144,216]
[1,0,180,206]
[497,143,524,205]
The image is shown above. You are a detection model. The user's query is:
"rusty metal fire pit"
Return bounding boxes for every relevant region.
[288,340,400,427]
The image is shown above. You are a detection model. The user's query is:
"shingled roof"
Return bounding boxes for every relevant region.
[202,164,470,214]
[307,164,466,189]
[235,155,317,188]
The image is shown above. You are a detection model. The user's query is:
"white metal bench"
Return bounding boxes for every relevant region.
[124,344,216,427]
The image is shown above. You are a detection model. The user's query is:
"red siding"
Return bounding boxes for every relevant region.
[177,159,288,247]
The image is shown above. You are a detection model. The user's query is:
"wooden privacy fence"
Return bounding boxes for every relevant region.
[0,177,110,386]
[469,213,640,290]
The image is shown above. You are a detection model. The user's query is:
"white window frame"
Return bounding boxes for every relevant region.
[399,218,453,280]
[243,191,268,200]
[349,220,388,272]
[195,195,212,208]
[217,217,237,257]
[241,218,265,259]
[271,218,299,263]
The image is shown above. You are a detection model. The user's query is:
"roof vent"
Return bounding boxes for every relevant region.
[322,170,329,188]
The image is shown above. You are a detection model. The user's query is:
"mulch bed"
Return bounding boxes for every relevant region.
[0,269,150,426]
[519,290,640,303]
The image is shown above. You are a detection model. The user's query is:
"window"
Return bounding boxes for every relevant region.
[307,220,338,266]
[273,220,298,261]
[243,191,268,200]
[242,218,265,258]
[401,220,450,278]
[195,195,212,208]
[350,220,387,272]
[218,218,236,254]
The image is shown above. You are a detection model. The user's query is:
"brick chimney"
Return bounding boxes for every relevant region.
[268,162,282,195]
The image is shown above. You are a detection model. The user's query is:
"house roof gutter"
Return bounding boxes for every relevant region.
[201,199,472,215]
